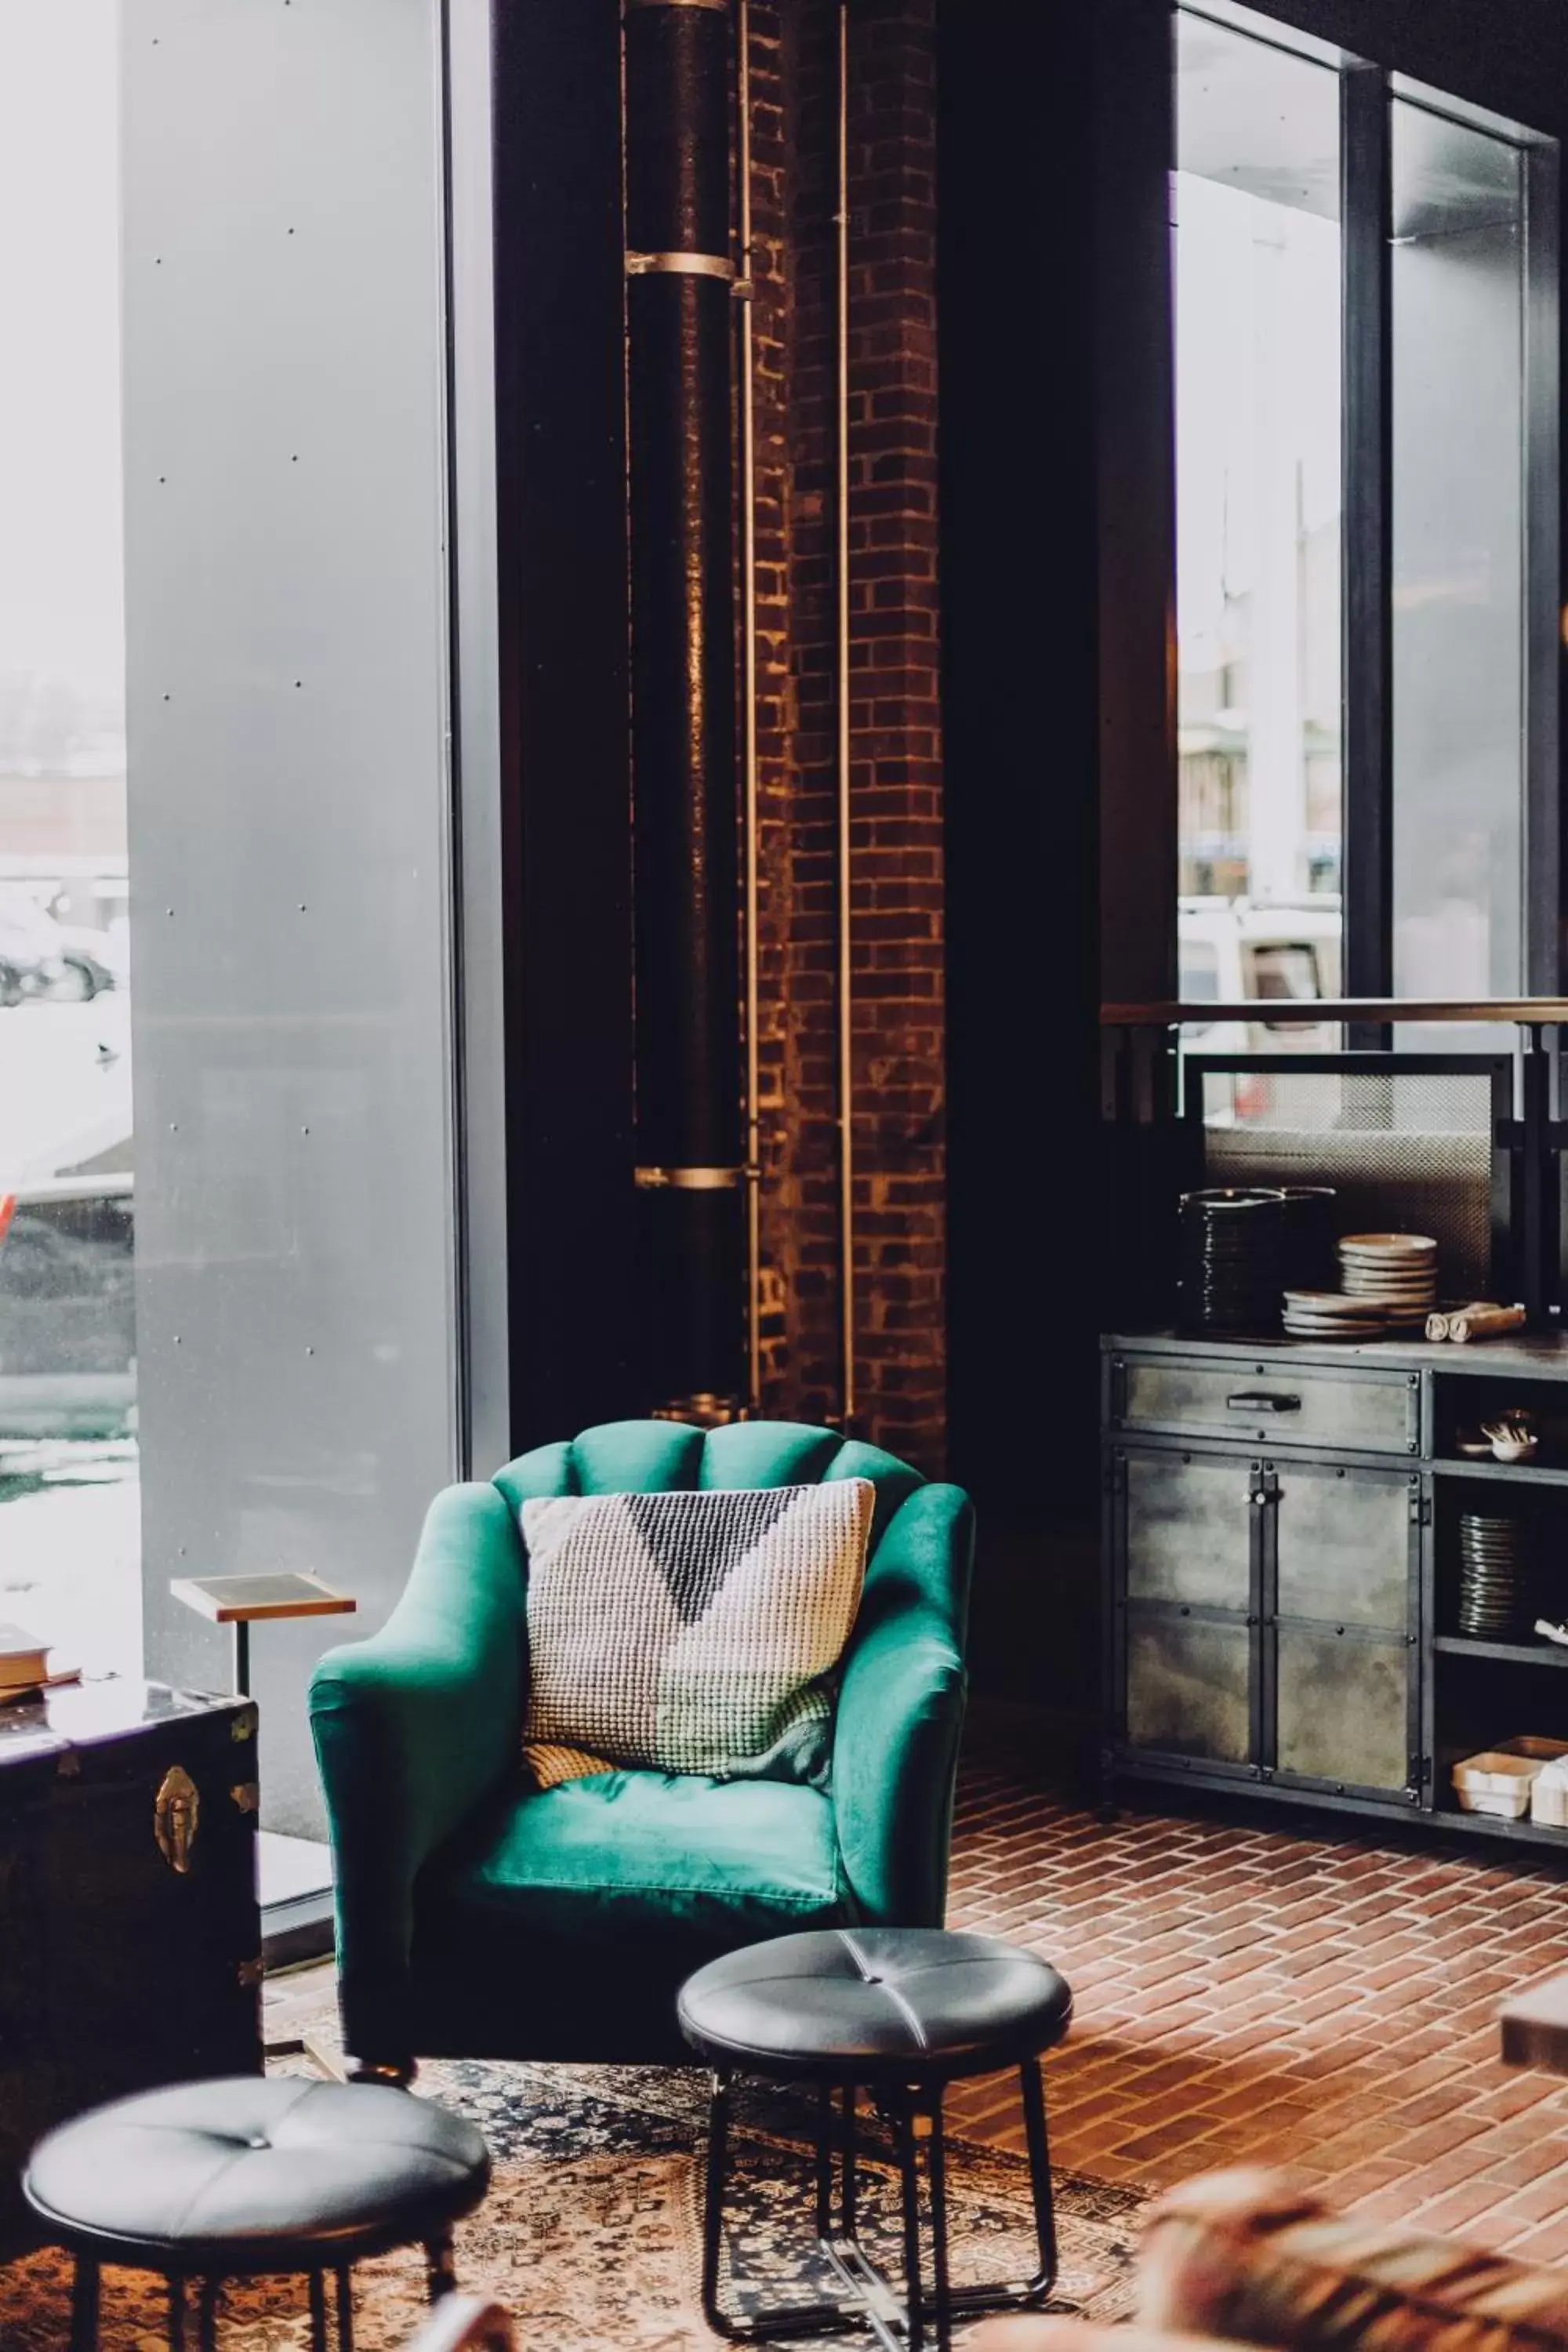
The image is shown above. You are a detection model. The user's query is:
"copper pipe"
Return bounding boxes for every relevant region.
[834,0,856,1428]
[738,0,762,1414]
[623,0,743,1411]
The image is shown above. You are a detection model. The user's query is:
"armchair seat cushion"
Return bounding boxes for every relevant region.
[406,1771,853,2063]
[424,1769,848,1946]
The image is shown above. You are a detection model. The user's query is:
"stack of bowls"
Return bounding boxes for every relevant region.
[1280,1290,1386,1341]
[1178,1189,1286,1335]
[1457,1511,1534,1639]
[1337,1233,1439,1330]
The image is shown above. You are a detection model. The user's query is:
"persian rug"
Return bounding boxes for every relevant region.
[0,2053,1145,2350]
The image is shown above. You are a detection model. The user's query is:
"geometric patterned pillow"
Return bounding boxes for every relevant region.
[518,1481,875,1791]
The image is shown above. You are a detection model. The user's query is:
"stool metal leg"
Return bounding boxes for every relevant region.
[926,2089,953,2352]
[702,2068,866,2343]
[942,2056,1059,2321]
[815,2080,834,2239]
[198,2279,220,2352]
[424,2234,457,2305]
[70,2255,100,2352]
[307,2272,329,2352]
[699,2060,1055,2348]
[1020,2055,1058,2299]
[699,2069,732,2334]
[838,2081,857,2241]
[896,2092,925,2352]
[167,2274,186,2352]
[336,2265,355,2352]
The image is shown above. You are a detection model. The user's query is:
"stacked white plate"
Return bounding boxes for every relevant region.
[1336,1232,1438,1329]
[1282,1289,1388,1341]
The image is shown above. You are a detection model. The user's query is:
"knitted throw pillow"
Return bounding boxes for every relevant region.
[518,1481,876,1791]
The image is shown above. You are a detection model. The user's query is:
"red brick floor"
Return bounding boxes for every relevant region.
[943,1755,1568,2263]
[270,1755,1568,2264]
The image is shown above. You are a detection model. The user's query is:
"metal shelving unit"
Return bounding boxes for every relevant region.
[1102,1328,1568,1850]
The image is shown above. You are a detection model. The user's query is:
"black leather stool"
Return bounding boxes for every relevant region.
[678,1926,1073,2351]
[23,2078,491,2352]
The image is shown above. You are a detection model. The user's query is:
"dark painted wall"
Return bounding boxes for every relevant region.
[491,3,640,1451]
[938,0,1107,1712]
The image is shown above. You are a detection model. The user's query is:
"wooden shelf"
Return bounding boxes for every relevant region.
[1434,1635,1568,1668]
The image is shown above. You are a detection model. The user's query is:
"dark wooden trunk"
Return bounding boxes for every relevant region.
[0,1680,262,2245]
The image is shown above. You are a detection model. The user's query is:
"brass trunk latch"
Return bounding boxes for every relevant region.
[154,1764,200,1873]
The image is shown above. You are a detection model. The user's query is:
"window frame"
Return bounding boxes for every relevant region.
[1169,0,1564,1008]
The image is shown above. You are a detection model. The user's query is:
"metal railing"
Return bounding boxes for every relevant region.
[1100,999,1568,1332]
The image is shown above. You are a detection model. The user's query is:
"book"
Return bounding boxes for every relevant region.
[0,1625,50,1694]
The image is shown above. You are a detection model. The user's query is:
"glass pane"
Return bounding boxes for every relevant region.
[1392,103,1525,1002]
[1174,14,1343,999]
[1276,1628,1410,1790]
[0,0,137,1678]
[1198,1062,1498,1301]
[1126,1614,1252,1763]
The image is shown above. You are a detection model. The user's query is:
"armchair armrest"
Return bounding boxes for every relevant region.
[832,1482,975,1925]
[309,1480,527,2063]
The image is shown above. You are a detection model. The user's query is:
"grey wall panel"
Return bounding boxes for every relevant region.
[448,0,512,1482]
[123,0,458,1835]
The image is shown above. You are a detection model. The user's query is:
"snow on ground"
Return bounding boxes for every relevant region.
[0,1440,141,1675]
[0,992,140,1676]
[0,990,132,1183]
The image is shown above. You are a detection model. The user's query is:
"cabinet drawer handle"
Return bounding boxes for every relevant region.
[1226,1391,1301,1414]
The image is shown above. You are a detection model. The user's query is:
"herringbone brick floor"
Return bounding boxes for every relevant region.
[944,1755,1568,2264]
[270,1751,1568,2267]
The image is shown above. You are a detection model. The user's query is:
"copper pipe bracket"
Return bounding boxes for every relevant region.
[626,250,735,281]
[652,1392,746,1427]
[634,1164,745,1190]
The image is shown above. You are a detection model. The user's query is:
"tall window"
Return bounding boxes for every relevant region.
[1175,14,1343,1011]
[0,0,136,1674]
[1174,4,1557,1015]
[1392,102,1528,1000]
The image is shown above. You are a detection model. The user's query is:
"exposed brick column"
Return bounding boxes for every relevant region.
[748,0,946,1472]
[742,2,797,1411]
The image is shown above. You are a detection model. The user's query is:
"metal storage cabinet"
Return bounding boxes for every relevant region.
[1105,1339,1424,1820]
[0,1679,262,2246]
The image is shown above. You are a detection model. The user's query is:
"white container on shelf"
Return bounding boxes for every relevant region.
[1532,1759,1568,1828]
[1453,1738,1568,1819]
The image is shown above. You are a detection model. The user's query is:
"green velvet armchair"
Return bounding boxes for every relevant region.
[310,1419,975,2072]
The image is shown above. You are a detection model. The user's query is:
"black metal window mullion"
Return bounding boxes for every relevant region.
[1340,60,1393,1033]
[1523,138,1563,996]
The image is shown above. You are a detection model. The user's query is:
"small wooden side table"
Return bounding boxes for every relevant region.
[1500,1973,1568,2074]
[170,1572,357,1696]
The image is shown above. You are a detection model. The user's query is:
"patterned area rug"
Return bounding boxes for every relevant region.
[1,2055,1145,2350]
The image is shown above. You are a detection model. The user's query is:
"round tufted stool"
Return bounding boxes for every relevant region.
[679,1926,1073,2351]
[24,2077,491,2352]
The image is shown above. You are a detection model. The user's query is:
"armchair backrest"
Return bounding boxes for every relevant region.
[492,1417,925,1555]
